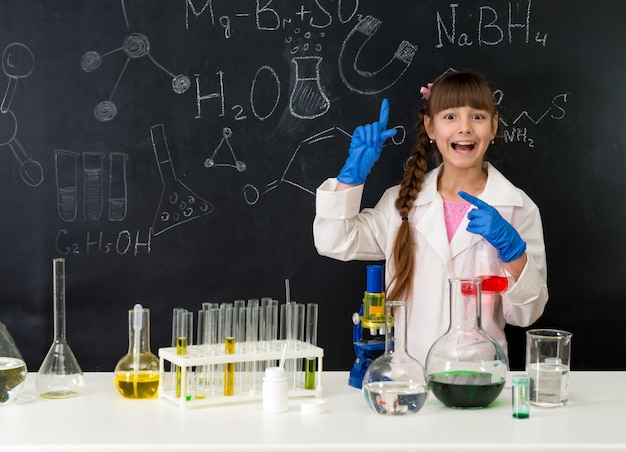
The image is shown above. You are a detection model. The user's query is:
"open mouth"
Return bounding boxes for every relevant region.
[451,141,476,152]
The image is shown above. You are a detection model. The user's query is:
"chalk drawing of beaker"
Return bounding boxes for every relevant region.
[289,56,330,120]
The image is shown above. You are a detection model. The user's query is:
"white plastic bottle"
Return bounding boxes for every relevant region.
[263,367,288,413]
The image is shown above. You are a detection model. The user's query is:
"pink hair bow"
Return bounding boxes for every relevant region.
[420,83,433,100]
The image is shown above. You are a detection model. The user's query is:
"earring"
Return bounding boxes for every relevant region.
[491,139,495,144]
[429,139,433,144]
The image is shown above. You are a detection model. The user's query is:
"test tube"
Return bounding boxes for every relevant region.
[294,303,305,388]
[223,304,234,396]
[305,303,318,390]
[246,305,260,393]
[173,309,191,398]
[236,305,246,391]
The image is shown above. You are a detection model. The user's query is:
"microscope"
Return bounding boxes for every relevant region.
[349,264,387,389]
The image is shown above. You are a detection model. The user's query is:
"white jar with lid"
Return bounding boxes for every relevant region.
[263,367,288,413]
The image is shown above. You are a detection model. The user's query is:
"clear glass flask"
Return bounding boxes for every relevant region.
[36,258,85,398]
[114,304,159,399]
[362,301,429,415]
[426,278,508,408]
[0,320,27,407]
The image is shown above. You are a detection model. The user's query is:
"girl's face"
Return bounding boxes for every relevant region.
[424,106,498,170]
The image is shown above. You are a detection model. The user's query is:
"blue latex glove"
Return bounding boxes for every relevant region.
[458,191,527,263]
[337,99,397,185]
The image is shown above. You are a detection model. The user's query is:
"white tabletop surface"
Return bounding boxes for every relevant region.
[1,371,625,451]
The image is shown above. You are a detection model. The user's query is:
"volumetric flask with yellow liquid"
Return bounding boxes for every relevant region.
[114,304,159,399]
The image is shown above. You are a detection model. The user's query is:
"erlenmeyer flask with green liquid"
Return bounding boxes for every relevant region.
[36,258,85,398]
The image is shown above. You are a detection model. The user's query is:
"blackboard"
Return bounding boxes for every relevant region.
[1,0,625,372]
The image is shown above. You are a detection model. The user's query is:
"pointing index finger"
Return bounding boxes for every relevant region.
[378,98,390,131]
[458,191,488,208]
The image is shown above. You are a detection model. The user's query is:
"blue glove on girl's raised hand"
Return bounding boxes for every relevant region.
[337,99,397,185]
[459,191,527,263]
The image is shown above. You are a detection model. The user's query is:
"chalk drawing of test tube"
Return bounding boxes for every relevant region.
[150,124,213,236]
[1,42,43,186]
[338,16,417,95]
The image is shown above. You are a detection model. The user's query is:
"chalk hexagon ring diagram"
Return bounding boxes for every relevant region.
[339,15,417,95]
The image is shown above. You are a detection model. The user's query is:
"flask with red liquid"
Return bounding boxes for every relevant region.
[461,242,509,295]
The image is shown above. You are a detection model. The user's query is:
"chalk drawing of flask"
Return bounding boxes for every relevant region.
[289,56,330,120]
[150,124,213,236]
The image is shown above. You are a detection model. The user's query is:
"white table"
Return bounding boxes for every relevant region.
[1,372,625,451]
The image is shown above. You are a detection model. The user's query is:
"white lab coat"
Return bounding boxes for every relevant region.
[314,163,548,364]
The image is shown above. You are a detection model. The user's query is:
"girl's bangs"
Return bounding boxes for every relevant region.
[429,75,495,115]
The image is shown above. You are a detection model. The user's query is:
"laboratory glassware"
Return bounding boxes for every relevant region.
[462,241,509,294]
[362,301,429,416]
[36,258,85,398]
[512,374,530,419]
[304,303,318,390]
[426,278,508,408]
[114,304,159,399]
[0,320,27,406]
[526,329,572,407]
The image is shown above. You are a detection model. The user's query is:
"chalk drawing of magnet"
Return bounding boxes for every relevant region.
[55,150,79,222]
[339,15,417,95]
[281,127,352,195]
[150,124,213,236]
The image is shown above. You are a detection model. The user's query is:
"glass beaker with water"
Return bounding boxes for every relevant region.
[114,304,160,399]
[525,329,572,407]
[36,258,85,398]
[362,301,429,415]
[0,320,27,407]
[425,278,508,408]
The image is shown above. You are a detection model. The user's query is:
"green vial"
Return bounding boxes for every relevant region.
[512,374,530,419]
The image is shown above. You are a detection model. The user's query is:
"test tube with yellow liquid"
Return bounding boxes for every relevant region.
[361,265,386,335]
[224,337,235,396]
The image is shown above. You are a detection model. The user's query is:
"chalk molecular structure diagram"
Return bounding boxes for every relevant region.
[204,127,246,172]
[1,42,43,186]
[81,31,190,122]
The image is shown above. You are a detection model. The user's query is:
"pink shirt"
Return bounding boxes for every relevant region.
[443,199,471,242]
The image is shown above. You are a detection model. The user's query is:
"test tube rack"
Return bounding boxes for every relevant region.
[158,339,324,409]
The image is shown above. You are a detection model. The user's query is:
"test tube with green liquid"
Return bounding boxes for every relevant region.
[305,303,318,390]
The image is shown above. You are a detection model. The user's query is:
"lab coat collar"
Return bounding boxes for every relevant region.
[412,162,522,266]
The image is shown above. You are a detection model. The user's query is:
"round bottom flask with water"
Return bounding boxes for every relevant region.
[426,278,508,409]
[362,301,429,415]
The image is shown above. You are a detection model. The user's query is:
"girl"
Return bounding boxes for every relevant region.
[313,70,548,363]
